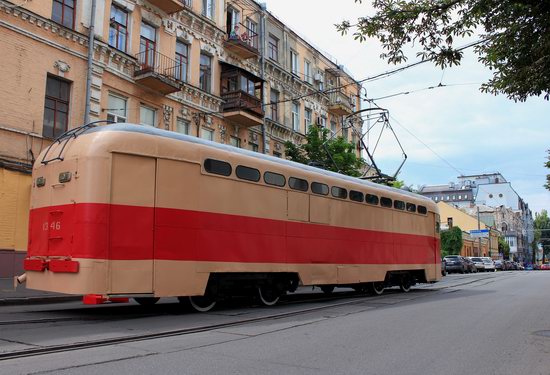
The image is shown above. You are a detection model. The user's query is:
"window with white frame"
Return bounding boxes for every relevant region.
[202,0,213,19]
[245,18,258,48]
[176,117,190,134]
[107,94,127,123]
[200,127,213,141]
[304,108,312,131]
[304,59,312,84]
[291,102,300,132]
[290,50,299,76]
[140,105,156,126]
[319,116,327,128]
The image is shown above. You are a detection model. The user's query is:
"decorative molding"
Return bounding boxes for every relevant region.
[162,105,173,130]
[54,60,71,76]
[218,124,226,143]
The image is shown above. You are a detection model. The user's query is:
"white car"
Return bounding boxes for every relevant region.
[481,257,496,272]
[469,257,485,272]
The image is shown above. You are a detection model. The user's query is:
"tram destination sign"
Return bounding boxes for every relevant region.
[469,229,489,238]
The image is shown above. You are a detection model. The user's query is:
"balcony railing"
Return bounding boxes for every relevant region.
[328,90,353,115]
[224,22,259,59]
[134,50,182,95]
[222,90,264,127]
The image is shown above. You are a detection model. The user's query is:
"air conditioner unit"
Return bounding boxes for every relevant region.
[314,72,323,82]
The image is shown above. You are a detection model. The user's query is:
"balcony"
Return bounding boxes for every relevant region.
[134,50,182,95]
[328,90,353,116]
[222,91,264,127]
[146,0,185,14]
[224,23,259,59]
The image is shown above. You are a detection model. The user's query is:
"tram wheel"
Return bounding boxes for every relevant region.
[399,277,412,293]
[368,282,385,295]
[258,286,280,306]
[184,295,217,312]
[320,285,335,294]
[134,297,160,306]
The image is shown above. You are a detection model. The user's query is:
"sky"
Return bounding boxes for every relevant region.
[264,0,550,215]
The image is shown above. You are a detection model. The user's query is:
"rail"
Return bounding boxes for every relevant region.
[134,50,183,82]
[222,90,264,117]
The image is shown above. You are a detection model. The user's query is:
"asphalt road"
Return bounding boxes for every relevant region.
[1,271,549,375]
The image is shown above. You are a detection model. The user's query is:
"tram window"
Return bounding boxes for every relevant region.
[394,200,405,210]
[311,182,329,195]
[349,190,364,202]
[406,203,416,212]
[366,194,379,205]
[204,158,232,176]
[264,171,286,187]
[331,186,348,199]
[289,177,308,191]
[380,197,392,208]
[418,205,428,215]
[236,165,260,182]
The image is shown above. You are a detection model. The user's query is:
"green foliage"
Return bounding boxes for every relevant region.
[284,125,367,177]
[498,237,510,259]
[534,210,550,263]
[440,226,463,257]
[336,0,550,102]
[545,150,550,191]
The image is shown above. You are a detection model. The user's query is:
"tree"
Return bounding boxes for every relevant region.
[284,125,367,177]
[534,210,550,263]
[545,150,550,191]
[336,0,550,101]
[440,226,463,257]
[498,237,510,260]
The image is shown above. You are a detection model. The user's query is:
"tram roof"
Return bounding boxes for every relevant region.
[87,123,433,205]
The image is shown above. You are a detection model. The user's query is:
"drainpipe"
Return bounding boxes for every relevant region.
[259,3,267,154]
[84,0,97,125]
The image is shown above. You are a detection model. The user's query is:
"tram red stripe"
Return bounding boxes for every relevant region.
[28,204,439,265]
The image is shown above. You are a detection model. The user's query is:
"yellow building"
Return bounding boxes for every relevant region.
[0,0,362,277]
[437,202,499,258]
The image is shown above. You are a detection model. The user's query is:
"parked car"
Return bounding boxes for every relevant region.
[444,255,467,274]
[482,257,496,272]
[469,257,486,272]
[540,263,550,270]
[441,258,447,276]
[503,260,514,270]
[494,260,504,271]
[525,264,533,271]
[463,257,477,273]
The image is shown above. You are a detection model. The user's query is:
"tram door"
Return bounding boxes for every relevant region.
[109,153,156,294]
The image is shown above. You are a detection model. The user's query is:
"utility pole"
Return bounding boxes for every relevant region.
[477,206,482,256]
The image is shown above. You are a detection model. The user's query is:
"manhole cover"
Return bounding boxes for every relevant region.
[533,330,550,338]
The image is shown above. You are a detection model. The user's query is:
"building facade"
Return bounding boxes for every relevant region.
[0,0,363,277]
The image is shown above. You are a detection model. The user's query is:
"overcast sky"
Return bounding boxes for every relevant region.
[264,0,550,215]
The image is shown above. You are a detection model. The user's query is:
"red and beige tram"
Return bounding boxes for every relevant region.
[24,123,441,311]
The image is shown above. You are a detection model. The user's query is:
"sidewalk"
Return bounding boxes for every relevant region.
[0,278,81,305]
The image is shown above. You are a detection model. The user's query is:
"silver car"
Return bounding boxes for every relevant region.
[469,257,485,272]
[482,257,496,272]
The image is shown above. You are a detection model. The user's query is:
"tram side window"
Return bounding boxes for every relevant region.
[236,165,260,182]
[418,205,428,215]
[331,186,347,199]
[349,190,364,202]
[311,182,329,195]
[406,203,417,213]
[394,200,405,210]
[264,171,286,187]
[380,197,392,208]
[366,194,379,205]
[204,158,232,176]
[289,177,308,191]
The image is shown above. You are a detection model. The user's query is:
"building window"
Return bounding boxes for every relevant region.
[241,76,255,96]
[270,89,279,122]
[140,105,156,126]
[292,102,300,132]
[109,5,128,52]
[342,126,348,140]
[175,41,188,82]
[139,22,157,68]
[330,119,336,135]
[199,54,212,93]
[268,34,278,61]
[273,151,282,158]
[319,116,327,128]
[305,108,312,132]
[304,59,312,84]
[290,50,299,76]
[52,0,75,29]
[176,117,190,134]
[202,0,214,19]
[246,19,258,48]
[226,6,240,35]
[230,136,241,148]
[249,142,259,152]
[201,128,214,141]
[43,75,70,139]
[106,94,127,123]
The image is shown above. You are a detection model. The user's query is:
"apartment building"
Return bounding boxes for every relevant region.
[0,0,363,277]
